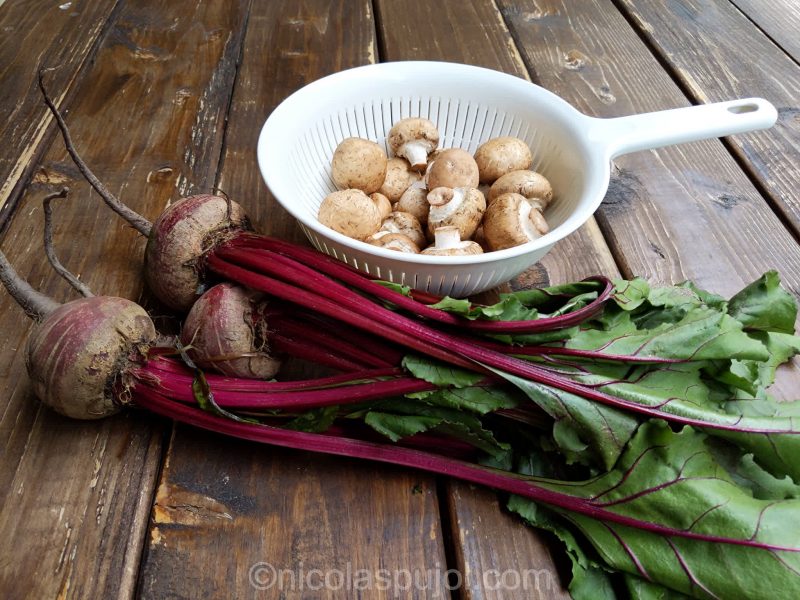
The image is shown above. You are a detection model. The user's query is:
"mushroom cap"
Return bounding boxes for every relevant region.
[379,211,427,249]
[395,184,429,226]
[318,189,382,240]
[426,148,480,190]
[367,232,420,253]
[482,192,550,251]
[426,186,486,241]
[378,157,420,201]
[488,170,553,210]
[369,192,393,221]
[387,118,440,170]
[421,239,483,256]
[474,137,532,184]
[331,138,388,193]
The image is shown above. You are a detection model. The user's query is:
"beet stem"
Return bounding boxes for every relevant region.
[42,188,94,298]
[137,369,435,409]
[208,252,798,434]
[232,235,613,333]
[134,388,798,552]
[38,68,152,238]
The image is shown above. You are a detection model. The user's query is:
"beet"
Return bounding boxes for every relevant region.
[26,297,156,419]
[180,282,280,378]
[145,195,250,311]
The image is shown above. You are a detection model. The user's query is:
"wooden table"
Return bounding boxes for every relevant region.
[1,1,798,598]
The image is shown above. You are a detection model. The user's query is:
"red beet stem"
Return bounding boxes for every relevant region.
[226,235,613,333]
[140,358,403,392]
[136,370,435,409]
[473,338,686,364]
[206,254,479,371]
[269,332,368,372]
[207,254,799,434]
[134,387,799,553]
[269,312,398,368]
[267,306,406,367]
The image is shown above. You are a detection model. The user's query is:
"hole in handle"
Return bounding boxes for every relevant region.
[727,103,759,114]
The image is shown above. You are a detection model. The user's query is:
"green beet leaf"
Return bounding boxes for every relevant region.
[532,422,800,599]
[728,271,797,334]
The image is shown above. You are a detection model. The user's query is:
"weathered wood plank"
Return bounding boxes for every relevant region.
[500,0,800,401]
[616,0,800,236]
[138,2,450,598]
[500,0,800,295]
[730,0,800,63]
[375,0,618,597]
[0,0,121,229]
[0,0,251,597]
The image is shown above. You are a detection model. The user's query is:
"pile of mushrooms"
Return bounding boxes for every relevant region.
[317,118,554,256]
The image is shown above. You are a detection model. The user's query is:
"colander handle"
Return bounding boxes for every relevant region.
[588,98,777,159]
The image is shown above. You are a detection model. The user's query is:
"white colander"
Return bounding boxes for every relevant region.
[257,61,776,297]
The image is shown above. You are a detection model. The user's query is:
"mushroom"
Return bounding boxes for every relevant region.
[378,211,427,249]
[473,137,532,184]
[425,148,480,190]
[378,157,420,201]
[482,192,550,251]
[488,170,553,210]
[369,192,393,221]
[366,231,420,253]
[318,189,382,241]
[426,186,486,241]
[395,182,429,226]
[387,118,440,171]
[473,224,489,252]
[331,137,388,193]
[421,226,483,256]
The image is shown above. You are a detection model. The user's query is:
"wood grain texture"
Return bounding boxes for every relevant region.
[501,0,800,402]
[140,427,447,599]
[139,2,450,598]
[500,0,800,297]
[375,0,617,597]
[0,0,121,228]
[0,0,250,597]
[616,0,800,235]
[731,0,800,62]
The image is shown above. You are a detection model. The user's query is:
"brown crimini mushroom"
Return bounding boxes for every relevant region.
[366,231,420,253]
[318,189,382,241]
[331,138,388,194]
[425,148,480,190]
[482,192,550,251]
[369,192,393,221]
[488,170,553,210]
[473,137,532,184]
[387,118,440,171]
[426,186,486,241]
[378,157,420,202]
[395,183,429,226]
[378,211,427,249]
[421,226,483,256]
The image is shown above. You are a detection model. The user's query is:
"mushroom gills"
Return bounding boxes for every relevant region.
[428,187,466,221]
[518,200,549,241]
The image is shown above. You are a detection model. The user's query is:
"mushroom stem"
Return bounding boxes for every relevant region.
[433,226,461,249]
[401,142,430,170]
